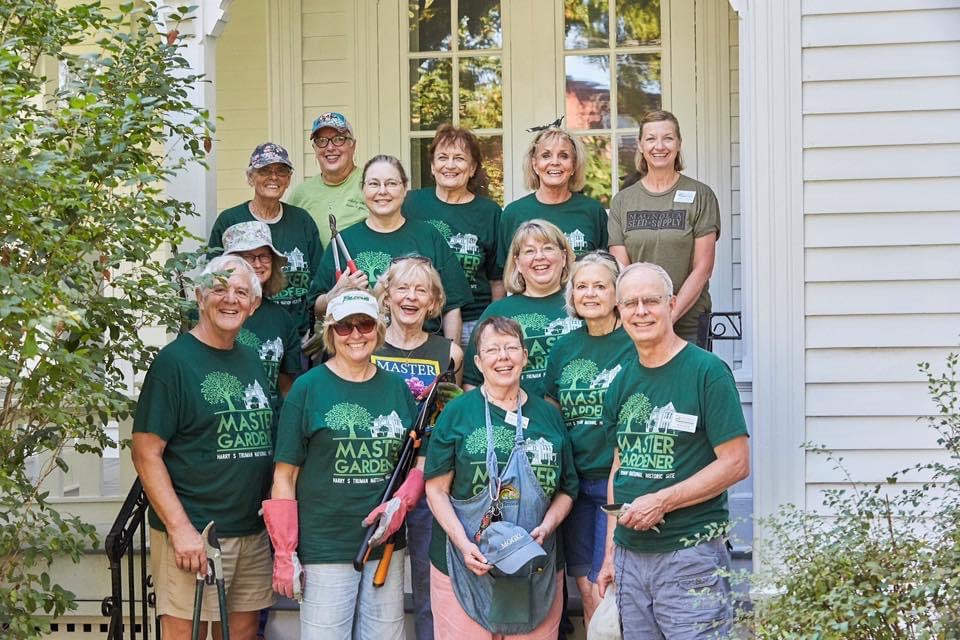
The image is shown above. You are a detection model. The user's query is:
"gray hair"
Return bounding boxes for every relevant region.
[199,255,262,300]
[616,262,674,298]
[564,252,620,319]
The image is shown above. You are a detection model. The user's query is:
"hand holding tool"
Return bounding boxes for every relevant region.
[601,502,664,533]
[191,521,230,640]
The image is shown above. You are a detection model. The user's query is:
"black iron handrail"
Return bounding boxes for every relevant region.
[697,311,743,353]
[102,477,156,639]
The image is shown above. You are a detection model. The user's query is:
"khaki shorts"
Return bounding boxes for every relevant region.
[150,528,275,621]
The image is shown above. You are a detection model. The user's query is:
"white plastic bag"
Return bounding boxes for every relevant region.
[587,585,621,640]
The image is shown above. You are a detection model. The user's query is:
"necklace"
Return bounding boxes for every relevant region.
[387,333,429,359]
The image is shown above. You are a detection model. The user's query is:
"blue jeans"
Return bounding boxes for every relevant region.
[407,495,434,640]
[615,539,733,640]
[561,477,608,582]
[300,551,406,640]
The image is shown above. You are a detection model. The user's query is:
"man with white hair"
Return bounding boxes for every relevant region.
[596,262,749,639]
[132,256,276,640]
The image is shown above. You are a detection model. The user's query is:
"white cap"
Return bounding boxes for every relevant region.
[328,290,379,321]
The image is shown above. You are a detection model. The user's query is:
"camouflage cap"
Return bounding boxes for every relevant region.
[248,142,294,170]
[310,112,354,138]
[222,221,287,266]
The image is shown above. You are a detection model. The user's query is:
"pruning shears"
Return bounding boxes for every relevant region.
[328,213,357,279]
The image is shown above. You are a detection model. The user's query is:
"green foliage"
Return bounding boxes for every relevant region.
[559,358,599,388]
[325,403,373,440]
[0,1,211,635]
[744,351,960,638]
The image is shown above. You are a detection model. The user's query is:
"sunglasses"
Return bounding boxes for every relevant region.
[332,317,377,336]
[575,250,618,263]
[390,253,432,266]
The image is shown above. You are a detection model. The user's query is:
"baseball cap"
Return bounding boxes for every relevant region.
[311,112,354,138]
[478,521,547,576]
[222,221,287,263]
[248,142,294,170]
[328,290,379,321]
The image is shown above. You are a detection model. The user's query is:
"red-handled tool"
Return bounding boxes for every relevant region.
[328,214,357,279]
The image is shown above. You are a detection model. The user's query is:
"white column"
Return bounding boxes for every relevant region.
[733,0,807,547]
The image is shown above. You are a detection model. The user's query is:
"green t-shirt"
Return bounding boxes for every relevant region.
[601,343,748,553]
[274,366,418,564]
[423,390,578,574]
[497,192,609,269]
[462,292,582,397]
[287,170,368,249]
[209,202,323,336]
[134,333,274,537]
[308,219,474,334]
[607,174,720,339]
[235,299,303,419]
[403,188,503,322]
[543,326,635,480]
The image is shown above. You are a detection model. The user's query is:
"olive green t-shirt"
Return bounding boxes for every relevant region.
[235,299,303,420]
[403,188,503,322]
[462,292,582,397]
[607,175,720,339]
[424,390,578,574]
[209,202,322,336]
[287,170,368,249]
[543,326,635,480]
[497,192,609,269]
[274,366,418,564]
[134,333,274,537]
[308,219,474,334]
[601,343,748,553]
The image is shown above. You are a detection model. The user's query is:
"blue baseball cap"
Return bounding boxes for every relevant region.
[478,521,547,576]
[311,112,354,138]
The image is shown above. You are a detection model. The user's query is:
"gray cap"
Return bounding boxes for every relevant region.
[478,521,547,576]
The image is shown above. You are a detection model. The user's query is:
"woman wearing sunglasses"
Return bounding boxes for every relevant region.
[542,251,635,628]
[310,155,473,341]
[268,289,419,639]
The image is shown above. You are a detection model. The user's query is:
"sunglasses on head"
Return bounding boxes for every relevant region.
[575,250,617,263]
[390,253,432,266]
[332,317,377,336]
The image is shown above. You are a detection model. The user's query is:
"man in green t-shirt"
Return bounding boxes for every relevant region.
[287,112,368,248]
[132,256,275,639]
[596,262,749,640]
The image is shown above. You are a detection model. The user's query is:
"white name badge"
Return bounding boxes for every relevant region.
[506,411,530,428]
[670,412,699,433]
[674,190,696,204]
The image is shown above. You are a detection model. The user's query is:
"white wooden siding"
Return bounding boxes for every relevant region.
[801,1,960,510]
[729,7,743,367]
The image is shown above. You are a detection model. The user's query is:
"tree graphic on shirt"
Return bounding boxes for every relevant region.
[200,372,244,412]
[355,251,392,285]
[235,328,261,350]
[465,425,516,456]
[325,402,373,440]
[559,359,599,389]
[513,313,550,338]
[619,393,652,434]
[427,219,452,241]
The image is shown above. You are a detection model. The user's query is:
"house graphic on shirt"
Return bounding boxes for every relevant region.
[646,402,676,433]
[545,317,582,336]
[243,380,270,410]
[370,411,405,439]
[258,337,283,362]
[566,229,586,252]
[524,437,557,465]
[590,364,622,389]
[284,247,306,272]
[449,232,479,254]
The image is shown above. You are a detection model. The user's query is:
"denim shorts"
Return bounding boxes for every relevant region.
[561,477,608,582]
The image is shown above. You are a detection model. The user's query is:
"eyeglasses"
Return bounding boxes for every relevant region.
[254,166,292,178]
[617,295,672,312]
[518,244,560,259]
[332,317,377,336]
[480,344,524,359]
[575,250,618,264]
[313,135,353,148]
[390,254,432,266]
[364,179,405,191]
[238,251,273,265]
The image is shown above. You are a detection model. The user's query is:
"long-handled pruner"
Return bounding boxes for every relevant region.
[191,521,230,640]
[328,214,357,279]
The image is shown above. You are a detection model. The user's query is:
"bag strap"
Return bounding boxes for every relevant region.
[482,389,524,502]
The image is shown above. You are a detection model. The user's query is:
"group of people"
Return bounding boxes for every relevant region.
[131,108,750,640]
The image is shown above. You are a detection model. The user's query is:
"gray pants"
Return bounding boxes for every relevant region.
[614,539,733,640]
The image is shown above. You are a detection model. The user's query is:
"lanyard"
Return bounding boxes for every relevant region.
[482,389,524,503]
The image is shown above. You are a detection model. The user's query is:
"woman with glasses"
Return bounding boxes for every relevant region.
[608,110,720,345]
[370,257,464,640]
[463,220,580,398]
[310,155,473,341]
[209,142,323,338]
[497,126,608,271]
[403,125,505,348]
[542,251,634,628]
[424,315,578,638]
[268,289,419,640]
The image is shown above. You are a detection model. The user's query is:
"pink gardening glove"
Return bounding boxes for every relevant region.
[362,468,425,547]
[262,498,303,601]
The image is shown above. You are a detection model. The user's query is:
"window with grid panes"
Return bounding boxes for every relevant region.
[407,0,506,204]
[563,0,663,206]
